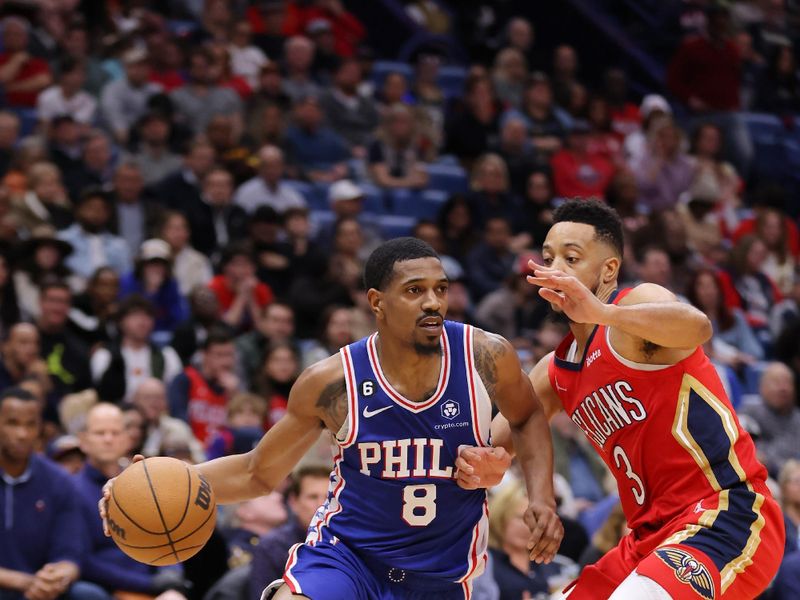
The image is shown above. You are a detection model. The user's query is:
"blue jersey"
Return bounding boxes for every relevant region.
[301,321,493,586]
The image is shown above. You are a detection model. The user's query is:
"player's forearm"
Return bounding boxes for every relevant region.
[510,407,556,507]
[600,302,712,349]
[490,414,513,455]
[195,452,270,504]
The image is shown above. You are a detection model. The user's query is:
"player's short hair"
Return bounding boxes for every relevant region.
[363,237,440,291]
[552,199,624,257]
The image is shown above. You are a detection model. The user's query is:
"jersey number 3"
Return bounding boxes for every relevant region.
[402,484,436,526]
[612,445,646,505]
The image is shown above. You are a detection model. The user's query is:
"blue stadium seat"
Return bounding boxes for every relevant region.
[438,65,467,99]
[283,180,315,207]
[371,61,414,88]
[11,108,38,137]
[309,210,335,232]
[425,163,469,194]
[378,214,417,239]
[359,182,388,214]
[578,494,620,538]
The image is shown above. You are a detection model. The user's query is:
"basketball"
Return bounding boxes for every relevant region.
[107,457,217,566]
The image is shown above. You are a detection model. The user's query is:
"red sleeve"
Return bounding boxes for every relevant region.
[282,3,313,36]
[732,218,755,244]
[786,217,800,258]
[717,270,742,309]
[254,283,274,308]
[207,276,233,310]
[332,12,366,56]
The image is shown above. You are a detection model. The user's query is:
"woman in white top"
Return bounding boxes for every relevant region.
[159,210,213,296]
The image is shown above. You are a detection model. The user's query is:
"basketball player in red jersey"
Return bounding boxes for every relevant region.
[457,200,784,599]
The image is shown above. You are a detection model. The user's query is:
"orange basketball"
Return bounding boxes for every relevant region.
[107,457,217,565]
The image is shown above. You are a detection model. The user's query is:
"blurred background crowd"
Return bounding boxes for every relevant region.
[1,0,800,599]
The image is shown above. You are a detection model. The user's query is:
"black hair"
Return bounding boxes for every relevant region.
[0,386,37,408]
[202,325,235,349]
[363,237,439,291]
[552,199,624,257]
[219,241,254,269]
[39,276,71,298]
[116,293,155,321]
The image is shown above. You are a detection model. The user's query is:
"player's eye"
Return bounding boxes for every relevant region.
[408,287,420,294]
[542,256,553,266]
[566,256,579,264]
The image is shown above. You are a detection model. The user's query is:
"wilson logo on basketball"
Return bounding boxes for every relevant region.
[108,516,126,540]
[195,476,212,510]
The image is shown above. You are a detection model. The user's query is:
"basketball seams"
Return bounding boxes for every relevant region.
[167,465,193,533]
[110,484,166,535]
[114,506,216,549]
[149,544,205,565]
[142,459,180,563]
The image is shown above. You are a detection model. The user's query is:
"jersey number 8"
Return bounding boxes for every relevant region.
[402,484,437,526]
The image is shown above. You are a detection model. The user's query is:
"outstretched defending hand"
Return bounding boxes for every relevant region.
[527,260,608,325]
[455,446,512,490]
[98,454,144,536]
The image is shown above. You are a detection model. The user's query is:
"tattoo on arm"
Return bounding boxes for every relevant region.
[473,332,509,399]
[315,378,348,431]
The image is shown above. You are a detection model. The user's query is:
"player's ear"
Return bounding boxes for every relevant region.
[602,256,620,284]
[366,288,383,317]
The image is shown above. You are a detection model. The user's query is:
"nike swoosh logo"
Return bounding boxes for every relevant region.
[362,405,393,418]
[554,377,568,393]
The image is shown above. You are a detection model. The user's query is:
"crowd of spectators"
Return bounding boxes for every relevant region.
[1,0,800,599]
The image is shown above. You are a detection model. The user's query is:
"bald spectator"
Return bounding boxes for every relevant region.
[0,17,52,108]
[133,379,206,464]
[0,324,48,391]
[281,36,320,103]
[0,111,20,176]
[234,145,307,214]
[74,403,189,597]
[741,362,800,476]
[170,48,242,135]
[100,48,162,145]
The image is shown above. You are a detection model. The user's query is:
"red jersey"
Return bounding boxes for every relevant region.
[185,366,228,446]
[548,288,767,532]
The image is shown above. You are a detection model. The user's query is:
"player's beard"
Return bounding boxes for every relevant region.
[414,339,443,356]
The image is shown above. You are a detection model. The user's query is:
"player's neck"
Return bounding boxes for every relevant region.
[374,335,441,393]
[568,282,617,349]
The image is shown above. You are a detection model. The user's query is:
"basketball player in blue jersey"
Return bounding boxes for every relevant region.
[100,237,563,600]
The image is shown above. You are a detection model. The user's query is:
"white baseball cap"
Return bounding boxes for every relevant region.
[640,94,672,119]
[138,238,172,262]
[329,180,364,204]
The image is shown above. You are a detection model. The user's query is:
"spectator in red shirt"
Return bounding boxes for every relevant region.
[0,17,52,108]
[667,5,741,112]
[550,121,616,200]
[208,242,274,333]
[603,68,641,138]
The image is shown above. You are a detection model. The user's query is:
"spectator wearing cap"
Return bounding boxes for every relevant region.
[91,294,182,404]
[0,386,109,600]
[0,17,52,108]
[47,434,84,475]
[74,403,189,597]
[100,47,162,145]
[13,225,80,320]
[158,211,214,298]
[170,47,243,136]
[281,36,321,104]
[209,242,274,333]
[36,57,97,129]
[35,280,92,404]
[475,254,549,342]
[465,216,517,302]
[234,145,307,215]
[284,94,350,183]
[185,167,249,258]
[623,94,671,165]
[61,131,115,203]
[119,239,188,335]
[740,362,800,477]
[10,161,73,233]
[229,21,269,90]
[58,187,132,281]
[0,323,48,394]
[128,111,183,185]
[550,120,616,200]
[315,180,382,254]
[504,72,570,162]
[319,58,379,151]
[368,104,430,190]
[169,327,241,446]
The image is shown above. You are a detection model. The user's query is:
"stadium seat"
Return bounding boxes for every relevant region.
[11,108,38,137]
[309,210,335,231]
[389,189,447,220]
[283,180,315,207]
[371,60,415,88]
[425,163,469,194]
[359,182,388,214]
[438,65,467,99]
[378,214,417,239]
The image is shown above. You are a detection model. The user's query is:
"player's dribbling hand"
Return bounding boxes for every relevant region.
[524,500,564,565]
[455,446,511,489]
[99,454,145,536]
[526,260,608,325]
